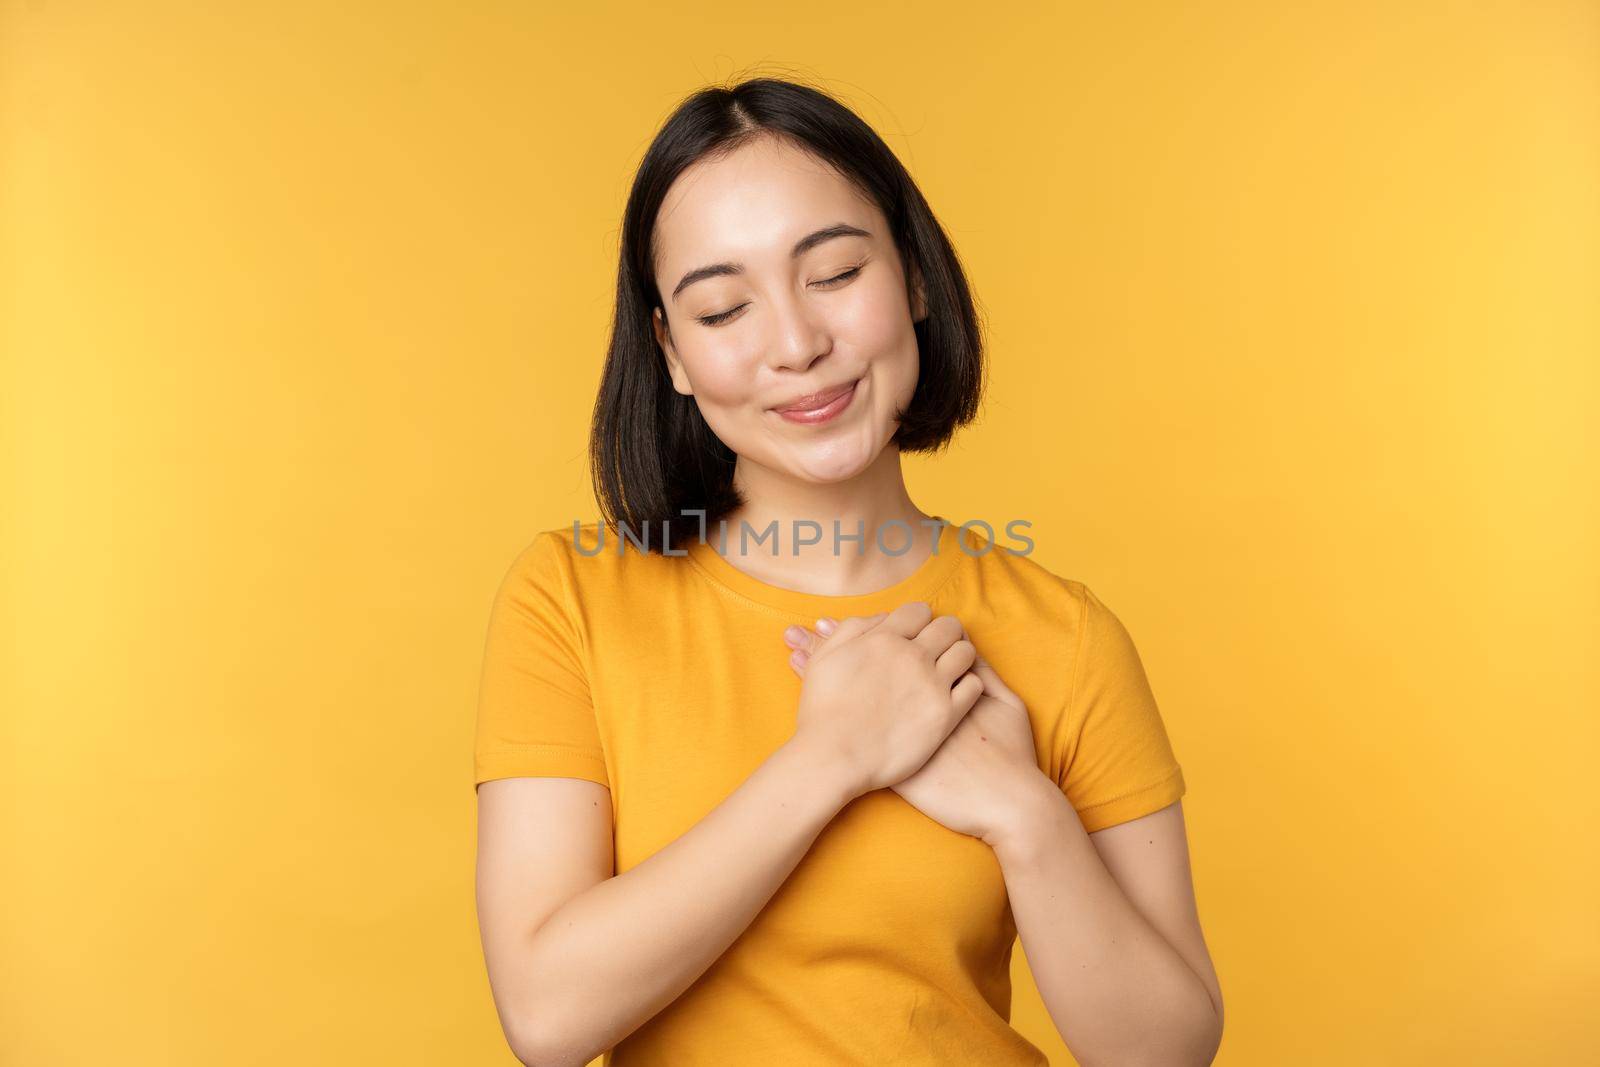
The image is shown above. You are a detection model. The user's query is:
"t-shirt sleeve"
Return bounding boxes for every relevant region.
[1055,584,1185,832]
[472,530,610,790]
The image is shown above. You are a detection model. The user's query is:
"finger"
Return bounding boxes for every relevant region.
[879,600,935,640]
[967,643,1021,703]
[934,638,977,686]
[970,656,1005,693]
[948,621,1018,703]
[815,616,838,636]
[830,611,890,642]
[912,614,966,659]
[788,647,810,677]
[782,624,821,655]
[951,671,983,715]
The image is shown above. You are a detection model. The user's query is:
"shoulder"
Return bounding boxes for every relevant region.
[951,525,1149,676]
[526,522,601,569]
[510,521,687,597]
[499,525,574,585]
[943,523,1103,657]
[958,523,1094,616]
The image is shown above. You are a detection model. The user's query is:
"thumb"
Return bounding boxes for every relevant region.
[831,611,890,640]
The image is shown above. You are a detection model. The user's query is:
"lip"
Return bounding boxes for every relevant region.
[772,377,860,424]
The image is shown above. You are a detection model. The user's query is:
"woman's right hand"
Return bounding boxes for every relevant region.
[789,600,983,800]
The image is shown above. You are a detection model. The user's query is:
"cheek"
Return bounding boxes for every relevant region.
[836,274,912,351]
[680,347,759,408]
[839,281,920,398]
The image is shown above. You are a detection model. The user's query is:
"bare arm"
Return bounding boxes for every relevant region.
[475,736,855,1066]
[990,784,1223,1067]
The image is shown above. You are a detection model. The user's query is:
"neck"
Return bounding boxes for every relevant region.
[711,444,943,595]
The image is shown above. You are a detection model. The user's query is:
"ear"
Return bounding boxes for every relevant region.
[907,259,929,323]
[653,306,694,396]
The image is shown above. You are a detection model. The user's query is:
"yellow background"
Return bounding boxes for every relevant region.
[4,2,1596,1063]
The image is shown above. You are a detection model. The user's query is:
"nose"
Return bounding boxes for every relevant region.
[765,287,832,373]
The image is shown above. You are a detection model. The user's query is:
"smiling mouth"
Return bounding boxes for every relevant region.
[771,378,860,414]
[771,377,861,425]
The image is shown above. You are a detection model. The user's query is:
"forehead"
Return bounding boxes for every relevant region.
[652,137,877,274]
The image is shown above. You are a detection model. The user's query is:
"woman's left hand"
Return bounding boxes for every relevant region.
[783,615,1046,848]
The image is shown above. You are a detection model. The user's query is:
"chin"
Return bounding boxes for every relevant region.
[786,446,878,484]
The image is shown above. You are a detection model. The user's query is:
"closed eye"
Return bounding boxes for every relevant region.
[695,265,865,328]
[815,265,863,288]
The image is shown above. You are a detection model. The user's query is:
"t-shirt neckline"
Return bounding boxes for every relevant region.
[684,516,969,618]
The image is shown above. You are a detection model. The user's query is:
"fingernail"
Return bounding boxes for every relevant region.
[783,625,805,646]
[815,618,836,636]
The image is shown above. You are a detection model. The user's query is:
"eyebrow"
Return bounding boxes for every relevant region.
[669,222,872,303]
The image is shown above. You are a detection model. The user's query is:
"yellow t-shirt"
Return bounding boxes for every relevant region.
[473,519,1186,1066]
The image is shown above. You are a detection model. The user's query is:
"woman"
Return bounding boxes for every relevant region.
[474,77,1223,1066]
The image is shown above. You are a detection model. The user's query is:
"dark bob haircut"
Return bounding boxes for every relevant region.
[589,76,986,553]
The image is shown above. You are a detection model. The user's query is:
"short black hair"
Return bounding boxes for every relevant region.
[589,75,986,553]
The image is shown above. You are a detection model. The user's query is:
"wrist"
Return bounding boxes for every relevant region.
[777,734,864,811]
[982,767,1075,861]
